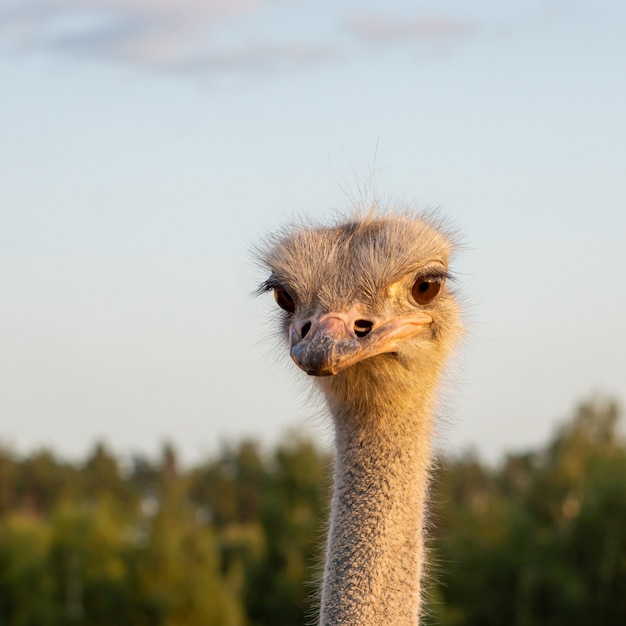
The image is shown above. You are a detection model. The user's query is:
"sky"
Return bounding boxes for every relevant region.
[1,0,625,465]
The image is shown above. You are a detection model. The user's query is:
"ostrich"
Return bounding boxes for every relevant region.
[257,207,462,625]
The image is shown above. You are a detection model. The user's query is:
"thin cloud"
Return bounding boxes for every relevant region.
[0,0,263,68]
[189,42,340,72]
[348,14,476,42]
[1,2,478,74]
[2,0,259,24]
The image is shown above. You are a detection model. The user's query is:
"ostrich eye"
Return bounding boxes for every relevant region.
[274,288,296,313]
[412,276,443,305]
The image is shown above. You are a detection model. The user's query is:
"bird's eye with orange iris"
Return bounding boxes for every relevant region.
[274,288,296,313]
[412,276,443,305]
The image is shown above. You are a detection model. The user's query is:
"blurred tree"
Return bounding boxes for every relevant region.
[16,450,76,514]
[245,437,330,626]
[0,395,623,625]
[0,513,60,625]
[136,462,244,626]
[430,395,626,626]
[189,440,265,528]
[0,447,17,515]
[49,502,131,626]
[82,442,136,510]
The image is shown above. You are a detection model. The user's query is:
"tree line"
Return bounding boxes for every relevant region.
[0,396,624,625]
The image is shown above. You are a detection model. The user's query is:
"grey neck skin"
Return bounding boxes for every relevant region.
[319,386,436,626]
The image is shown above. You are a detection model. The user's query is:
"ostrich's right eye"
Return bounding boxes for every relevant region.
[412,276,443,306]
[274,288,296,313]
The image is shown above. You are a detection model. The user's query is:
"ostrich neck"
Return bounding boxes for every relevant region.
[319,384,437,626]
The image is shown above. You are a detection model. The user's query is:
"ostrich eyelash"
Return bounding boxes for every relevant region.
[256,275,289,296]
[414,269,455,283]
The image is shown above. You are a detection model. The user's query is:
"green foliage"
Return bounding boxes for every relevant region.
[0,514,59,626]
[0,396,625,625]
[429,395,626,626]
[188,436,331,626]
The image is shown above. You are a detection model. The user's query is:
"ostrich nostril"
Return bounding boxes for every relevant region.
[354,319,373,338]
[301,322,312,338]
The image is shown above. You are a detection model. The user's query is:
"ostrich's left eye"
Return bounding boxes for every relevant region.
[274,288,296,313]
[412,276,442,305]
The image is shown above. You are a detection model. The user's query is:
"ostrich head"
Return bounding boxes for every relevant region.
[258,210,461,417]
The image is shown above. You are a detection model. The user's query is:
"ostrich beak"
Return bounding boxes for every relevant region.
[289,311,433,376]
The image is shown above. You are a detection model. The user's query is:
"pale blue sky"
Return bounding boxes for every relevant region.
[1,0,625,463]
